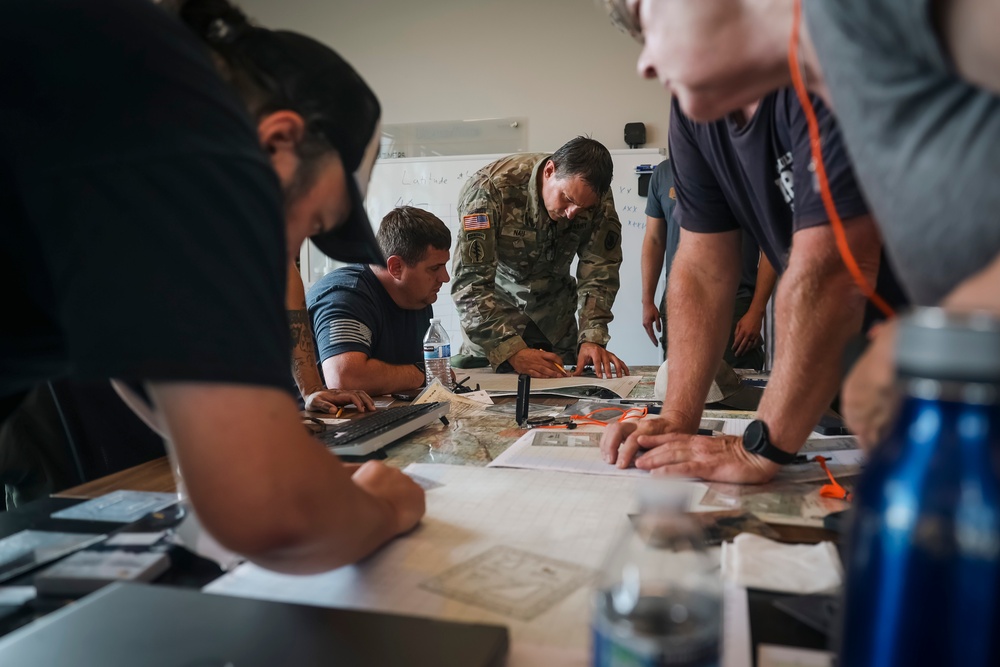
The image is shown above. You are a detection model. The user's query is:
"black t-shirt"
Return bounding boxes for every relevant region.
[0,0,290,420]
[669,91,907,323]
[306,265,432,366]
[670,91,869,273]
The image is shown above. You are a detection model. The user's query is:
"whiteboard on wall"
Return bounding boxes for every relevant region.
[302,148,667,367]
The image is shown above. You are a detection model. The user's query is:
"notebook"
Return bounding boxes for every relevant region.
[0,582,508,666]
[317,402,450,456]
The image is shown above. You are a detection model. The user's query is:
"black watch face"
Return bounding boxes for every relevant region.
[744,420,765,453]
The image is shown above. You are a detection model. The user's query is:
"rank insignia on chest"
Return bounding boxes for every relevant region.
[463,213,491,231]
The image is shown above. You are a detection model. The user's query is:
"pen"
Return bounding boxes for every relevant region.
[335,407,344,418]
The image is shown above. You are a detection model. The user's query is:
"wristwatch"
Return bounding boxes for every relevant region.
[742,420,798,465]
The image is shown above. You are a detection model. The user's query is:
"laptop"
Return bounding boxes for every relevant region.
[0,582,508,666]
[318,401,450,457]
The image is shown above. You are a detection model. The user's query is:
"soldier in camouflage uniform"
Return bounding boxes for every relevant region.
[451,136,629,379]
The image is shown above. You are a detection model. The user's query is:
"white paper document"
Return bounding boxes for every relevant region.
[413,379,489,418]
[460,369,642,399]
[205,464,649,664]
[488,428,649,478]
[757,644,833,667]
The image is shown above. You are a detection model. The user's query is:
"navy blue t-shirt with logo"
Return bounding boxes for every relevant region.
[669,91,907,322]
[669,91,871,272]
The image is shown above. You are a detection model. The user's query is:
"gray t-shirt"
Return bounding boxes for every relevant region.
[644,160,681,279]
[806,0,1000,305]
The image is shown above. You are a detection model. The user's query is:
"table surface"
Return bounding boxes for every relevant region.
[56,367,838,545]
[22,367,841,660]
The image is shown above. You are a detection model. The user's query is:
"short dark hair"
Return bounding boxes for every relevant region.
[376,207,452,266]
[548,136,614,197]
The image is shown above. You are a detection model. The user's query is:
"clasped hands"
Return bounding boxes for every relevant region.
[508,342,630,379]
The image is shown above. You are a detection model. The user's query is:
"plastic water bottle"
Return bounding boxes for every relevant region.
[422,318,452,390]
[839,308,1000,667]
[592,481,721,667]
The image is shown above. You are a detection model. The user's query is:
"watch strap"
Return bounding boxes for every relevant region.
[743,420,799,465]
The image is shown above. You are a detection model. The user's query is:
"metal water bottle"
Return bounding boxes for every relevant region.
[839,308,1000,666]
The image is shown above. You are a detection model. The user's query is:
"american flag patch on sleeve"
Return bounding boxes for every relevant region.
[462,213,491,231]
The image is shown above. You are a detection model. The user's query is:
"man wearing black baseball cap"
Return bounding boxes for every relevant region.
[168,0,390,416]
[1,0,422,572]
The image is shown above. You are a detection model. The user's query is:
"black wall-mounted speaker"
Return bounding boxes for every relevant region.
[624,122,646,148]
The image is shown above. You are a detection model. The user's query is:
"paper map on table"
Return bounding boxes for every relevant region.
[204,464,657,664]
[420,545,594,621]
[488,429,648,478]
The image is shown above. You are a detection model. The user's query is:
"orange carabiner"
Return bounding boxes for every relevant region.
[815,456,853,502]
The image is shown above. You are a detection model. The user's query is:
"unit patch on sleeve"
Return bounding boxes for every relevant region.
[604,231,620,251]
[463,212,491,231]
[467,239,487,264]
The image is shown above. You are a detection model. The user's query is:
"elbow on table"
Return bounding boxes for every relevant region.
[322,355,366,391]
[190,495,312,561]
[188,485,348,573]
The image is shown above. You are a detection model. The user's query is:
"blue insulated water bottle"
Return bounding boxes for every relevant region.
[839,308,1000,667]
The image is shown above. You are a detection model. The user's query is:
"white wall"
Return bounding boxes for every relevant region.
[237,0,672,152]
[257,0,677,364]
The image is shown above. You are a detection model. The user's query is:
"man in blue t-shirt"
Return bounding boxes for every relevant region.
[308,207,452,397]
[641,159,775,369]
[603,91,906,484]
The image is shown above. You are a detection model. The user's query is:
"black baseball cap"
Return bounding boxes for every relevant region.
[249,30,385,265]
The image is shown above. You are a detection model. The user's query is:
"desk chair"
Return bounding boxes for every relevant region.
[47,380,165,487]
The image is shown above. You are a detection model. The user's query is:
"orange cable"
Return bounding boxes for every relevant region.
[788,0,895,319]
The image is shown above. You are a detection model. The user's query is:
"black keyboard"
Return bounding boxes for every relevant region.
[317,402,450,457]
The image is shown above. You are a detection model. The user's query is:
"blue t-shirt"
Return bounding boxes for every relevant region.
[645,160,681,278]
[306,265,432,366]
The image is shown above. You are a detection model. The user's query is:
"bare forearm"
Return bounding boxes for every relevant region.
[289,308,324,396]
[942,252,1000,311]
[933,0,1000,95]
[756,257,871,452]
[663,242,740,430]
[747,253,777,317]
[641,219,667,305]
[154,384,400,574]
[324,354,424,396]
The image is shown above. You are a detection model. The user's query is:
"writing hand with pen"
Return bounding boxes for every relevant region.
[508,348,571,378]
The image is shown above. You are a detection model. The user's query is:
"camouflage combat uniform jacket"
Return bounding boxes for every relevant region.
[451,153,622,368]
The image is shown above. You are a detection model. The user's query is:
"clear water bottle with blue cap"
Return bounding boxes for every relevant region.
[592,480,720,667]
[839,308,1000,666]
[422,318,452,390]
